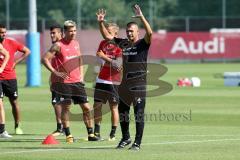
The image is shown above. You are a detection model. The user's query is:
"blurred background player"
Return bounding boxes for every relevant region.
[42,20,98,143]
[93,23,122,141]
[46,24,64,136]
[0,43,10,138]
[97,4,152,150]
[0,23,30,135]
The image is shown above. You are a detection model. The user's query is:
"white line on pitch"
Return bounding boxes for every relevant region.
[144,134,240,137]
[0,149,64,155]
[1,134,238,141]
[142,138,240,145]
[0,138,240,155]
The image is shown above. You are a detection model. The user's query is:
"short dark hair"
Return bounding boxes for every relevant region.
[126,22,138,28]
[0,23,6,29]
[50,24,63,33]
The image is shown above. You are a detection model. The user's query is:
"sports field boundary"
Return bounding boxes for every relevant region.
[0,138,240,155]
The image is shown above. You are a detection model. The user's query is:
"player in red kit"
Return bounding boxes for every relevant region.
[0,42,10,138]
[93,23,122,141]
[0,24,30,136]
[45,25,64,136]
[43,20,98,143]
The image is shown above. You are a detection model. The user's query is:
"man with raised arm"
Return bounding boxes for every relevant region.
[96,4,152,150]
[93,22,122,141]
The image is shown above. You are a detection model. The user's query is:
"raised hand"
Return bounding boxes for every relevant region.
[96,9,106,22]
[132,4,143,18]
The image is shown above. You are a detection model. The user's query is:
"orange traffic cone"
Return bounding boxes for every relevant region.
[42,134,60,145]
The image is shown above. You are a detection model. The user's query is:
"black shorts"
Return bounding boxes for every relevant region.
[51,82,88,105]
[119,82,146,106]
[0,79,18,100]
[94,83,119,104]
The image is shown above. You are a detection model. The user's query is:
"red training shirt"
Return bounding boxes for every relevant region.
[51,39,82,83]
[0,38,24,80]
[97,40,122,83]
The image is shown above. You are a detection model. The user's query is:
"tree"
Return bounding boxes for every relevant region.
[79,0,129,28]
[1,0,240,31]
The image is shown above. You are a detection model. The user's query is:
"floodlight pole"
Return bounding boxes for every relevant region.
[222,0,226,28]
[26,0,41,86]
[149,0,153,27]
[6,0,10,29]
[77,0,82,30]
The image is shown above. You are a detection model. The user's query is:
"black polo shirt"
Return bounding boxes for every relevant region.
[114,38,150,81]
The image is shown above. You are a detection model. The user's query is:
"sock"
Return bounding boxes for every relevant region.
[64,127,71,136]
[110,126,117,137]
[94,124,100,135]
[0,124,5,133]
[87,127,93,135]
[57,123,62,131]
[15,123,19,129]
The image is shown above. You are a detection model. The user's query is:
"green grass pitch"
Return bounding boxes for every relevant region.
[0,63,240,160]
